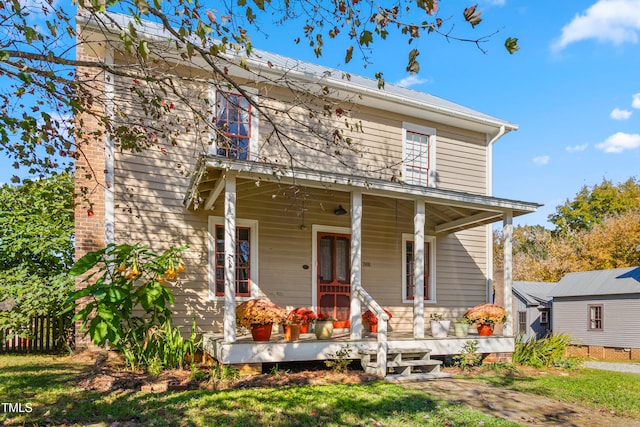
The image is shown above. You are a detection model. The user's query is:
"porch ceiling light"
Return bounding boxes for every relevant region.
[334,205,347,216]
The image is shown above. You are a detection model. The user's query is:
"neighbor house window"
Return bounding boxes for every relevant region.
[540,310,549,324]
[208,217,258,300]
[402,123,436,187]
[588,305,603,330]
[517,311,527,335]
[402,233,436,302]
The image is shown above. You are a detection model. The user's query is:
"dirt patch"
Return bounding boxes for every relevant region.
[75,351,378,392]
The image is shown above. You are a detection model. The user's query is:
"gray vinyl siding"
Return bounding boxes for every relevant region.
[513,296,550,340]
[552,295,640,348]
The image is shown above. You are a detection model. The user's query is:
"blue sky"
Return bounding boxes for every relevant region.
[3,0,640,228]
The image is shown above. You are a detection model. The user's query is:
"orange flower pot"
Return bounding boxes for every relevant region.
[251,323,273,341]
[477,323,494,336]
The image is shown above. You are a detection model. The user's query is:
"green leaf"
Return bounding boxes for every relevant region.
[505,37,520,54]
[90,319,109,344]
[345,45,353,64]
[138,40,150,59]
[359,30,373,47]
[406,49,420,74]
[70,248,106,276]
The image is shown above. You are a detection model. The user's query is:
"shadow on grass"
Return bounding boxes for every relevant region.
[1,355,521,426]
[46,382,517,427]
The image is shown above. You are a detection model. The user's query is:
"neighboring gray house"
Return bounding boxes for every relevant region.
[512,281,554,340]
[550,267,640,360]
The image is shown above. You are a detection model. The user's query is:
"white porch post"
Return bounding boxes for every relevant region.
[503,210,513,336]
[350,190,363,339]
[413,200,425,338]
[223,174,237,343]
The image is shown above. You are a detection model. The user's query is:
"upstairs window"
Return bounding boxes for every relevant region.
[588,305,603,330]
[215,91,251,160]
[402,123,436,187]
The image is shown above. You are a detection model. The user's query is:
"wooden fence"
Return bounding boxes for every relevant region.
[0,315,74,353]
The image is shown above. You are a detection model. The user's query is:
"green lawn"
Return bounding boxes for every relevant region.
[0,354,519,427]
[2,354,639,426]
[478,365,640,418]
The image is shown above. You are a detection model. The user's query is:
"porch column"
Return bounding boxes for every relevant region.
[350,190,363,339]
[413,200,425,338]
[503,210,513,336]
[223,173,237,343]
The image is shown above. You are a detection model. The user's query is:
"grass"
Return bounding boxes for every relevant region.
[0,354,522,427]
[478,364,640,418]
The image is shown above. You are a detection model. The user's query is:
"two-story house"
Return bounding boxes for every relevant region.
[74,11,539,376]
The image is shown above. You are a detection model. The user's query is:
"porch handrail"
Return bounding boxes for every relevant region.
[353,286,388,377]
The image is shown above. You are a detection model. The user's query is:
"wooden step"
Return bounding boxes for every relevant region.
[359,347,432,355]
[386,359,441,368]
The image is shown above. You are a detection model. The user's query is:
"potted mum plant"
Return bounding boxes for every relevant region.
[236,299,286,341]
[287,307,317,333]
[314,313,336,340]
[362,308,392,332]
[429,313,451,338]
[463,303,507,336]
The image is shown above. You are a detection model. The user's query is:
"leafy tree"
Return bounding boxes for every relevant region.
[549,178,640,235]
[0,173,74,336]
[1,0,518,189]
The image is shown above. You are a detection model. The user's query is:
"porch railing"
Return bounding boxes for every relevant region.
[353,286,389,377]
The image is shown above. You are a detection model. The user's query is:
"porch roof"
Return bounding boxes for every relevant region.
[184,155,541,234]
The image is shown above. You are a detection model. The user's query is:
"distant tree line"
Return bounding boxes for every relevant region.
[494,177,640,282]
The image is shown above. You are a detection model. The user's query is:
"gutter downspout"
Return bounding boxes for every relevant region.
[486,125,506,302]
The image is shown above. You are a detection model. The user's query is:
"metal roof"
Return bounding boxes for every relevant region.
[513,281,556,306]
[550,267,640,297]
[79,12,518,135]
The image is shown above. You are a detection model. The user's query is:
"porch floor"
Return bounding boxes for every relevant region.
[203,329,515,366]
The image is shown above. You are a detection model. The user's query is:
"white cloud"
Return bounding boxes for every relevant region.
[552,0,640,51]
[596,132,640,153]
[610,108,632,120]
[482,0,506,5]
[394,75,431,88]
[633,92,640,109]
[532,155,550,166]
[566,144,588,152]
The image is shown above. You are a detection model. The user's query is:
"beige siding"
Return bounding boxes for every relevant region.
[108,60,492,334]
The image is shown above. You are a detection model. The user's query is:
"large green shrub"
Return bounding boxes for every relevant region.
[513,333,576,368]
[68,243,199,371]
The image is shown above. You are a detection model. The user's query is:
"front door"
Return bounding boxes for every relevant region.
[317,232,351,328]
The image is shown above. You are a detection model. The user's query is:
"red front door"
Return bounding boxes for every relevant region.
[317,233,351,328]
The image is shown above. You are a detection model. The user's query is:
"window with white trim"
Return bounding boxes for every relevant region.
[540,310,549,324]
[402,123,436,187]
[208,217,259,300]
[588,304,603,330]
[517,311,527,334]
[209,87,258,160]
[402,233,436,303]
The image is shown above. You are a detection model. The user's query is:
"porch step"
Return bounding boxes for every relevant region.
[359,347,448,379]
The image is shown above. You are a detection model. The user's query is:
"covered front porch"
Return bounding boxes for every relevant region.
[185,156,538,376]
[203,329,515,365]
